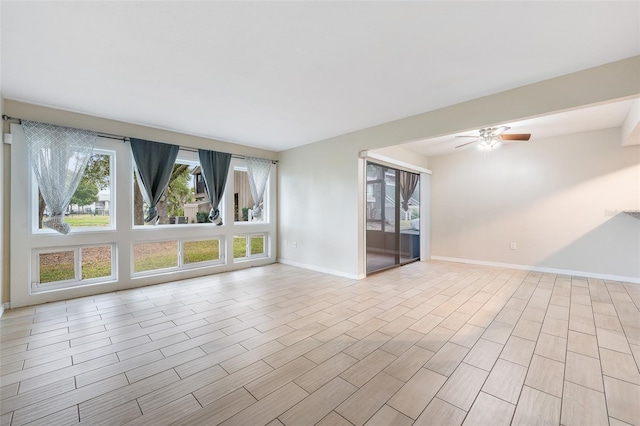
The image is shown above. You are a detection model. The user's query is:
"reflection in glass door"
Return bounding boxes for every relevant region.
[366,162,420,274]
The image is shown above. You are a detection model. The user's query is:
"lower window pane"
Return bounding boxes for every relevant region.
[250,235,265,256]
[81,246,112,280]
[39,251,75,284]
[233,236,247,258]
[183,240,220,265]
[133,241,178,273]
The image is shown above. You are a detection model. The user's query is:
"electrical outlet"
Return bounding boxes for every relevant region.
[292,241,297,248]
[510,242,517,250]
[284,239,288,247]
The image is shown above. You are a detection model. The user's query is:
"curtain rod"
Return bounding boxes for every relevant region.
[2,114,277,163]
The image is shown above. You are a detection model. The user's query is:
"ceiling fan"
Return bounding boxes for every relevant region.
[455,126,531,150]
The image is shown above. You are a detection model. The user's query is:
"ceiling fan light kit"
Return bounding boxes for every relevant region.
[477,138,501,151]
[455,126,532,151]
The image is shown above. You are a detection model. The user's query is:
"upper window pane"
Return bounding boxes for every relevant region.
[233,166,269,223]
[189,165,213,224]
[234,169,253,222]
[36,152,113,230]
[134,161,207,226]
[400,174,420,232]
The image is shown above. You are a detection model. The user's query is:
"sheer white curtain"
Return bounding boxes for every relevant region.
[23,120,96,234]
[245,157,272,221]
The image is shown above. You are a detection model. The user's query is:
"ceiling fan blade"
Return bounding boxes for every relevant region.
[499,133,531,141]
[455,135,478,138]
[455,139,478,148]
[492,126,511,136]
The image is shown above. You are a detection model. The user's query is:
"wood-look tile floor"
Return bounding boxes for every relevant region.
[1,261,639,426]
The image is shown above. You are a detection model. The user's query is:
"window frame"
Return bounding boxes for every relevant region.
[131,239,180,276]
[181,237,225,269]
[11,120,277,307]
[232,164,271,225]
[131,236,226,277]
[31,243,117,293]
[131,149,225,228]
[233,233,269,262]
[31,145,117,234]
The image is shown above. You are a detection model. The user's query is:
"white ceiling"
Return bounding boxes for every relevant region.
[400,98,639,157]
[1,1,639,152]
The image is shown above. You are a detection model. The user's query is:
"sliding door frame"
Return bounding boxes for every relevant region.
[365,161,419,274]
[359,151,432,277]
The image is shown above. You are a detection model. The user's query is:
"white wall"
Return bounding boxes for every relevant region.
[428,127,640,281]
[371,145,429,169]
[622,98,640,146]
[277,142,429,279]
[1,0,4,315]
[0,96,4,317]
[278,57,640,279]
[278,139,361,278]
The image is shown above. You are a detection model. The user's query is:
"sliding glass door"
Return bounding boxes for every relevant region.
[366,162,420,274]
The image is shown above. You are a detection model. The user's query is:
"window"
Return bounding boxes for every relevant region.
[234,168,253,222]
[33,244,115,292]
[183,239,221,265]
[250,235,265,256]
[133,238,224,275]
[81,246,114,280]
[34,149,115,232]
[400,177,420,232]
[233,165,269,223]
[234,234,267,260]
[233,235,247,258]
[133,241,179,273]
[39,250,75,284]
[13,120,276,303]
[132,154,273,226]
[133,155,221,226]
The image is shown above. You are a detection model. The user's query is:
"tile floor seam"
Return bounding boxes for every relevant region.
[508,275,546,423]
[594,280,616,423]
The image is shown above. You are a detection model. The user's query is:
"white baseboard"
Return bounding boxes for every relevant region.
[0,302,9,318]
[431,256,640,284]
[277,258,364,280]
